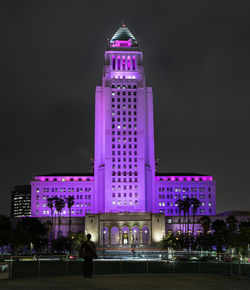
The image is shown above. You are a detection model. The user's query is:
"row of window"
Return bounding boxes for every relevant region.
[112,165,137,170]
[112,185,138,190]
[111,104,137,110]
[38,178,92,182]
[159,208,212,214]
[112,125,137,130]
[112,92,137,97]
[112,171,138,176]
[40,194,91,200]
[37,202,92,208]
[112,157,138,163]
[158,187,212,193]
[112,192,138,198]
[112,117,137,123]
[112,138,137,142]
[112,144,137,149]
[37,187,92,193]
[112,151,138,156]
[112,178,138,182]
[158,201,212,207]
[111,85,137,89]
[38,209,91,215]
[112,200,138,205]
[112,132,137,137]
[158,194,212,199]
[158,178,210,182]
[112,111,137,116]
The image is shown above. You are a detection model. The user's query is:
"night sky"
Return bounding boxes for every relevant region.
[1,1,250,216]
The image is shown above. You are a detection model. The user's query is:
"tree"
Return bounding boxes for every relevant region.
[237,221,250,256]
[161,232,177,250]
[199,215,211,234]
[54,198,66,237]
[182,197,192,233]
[65,195,75,236]
[52,237,72,254]
[12,217,48,254]
[72,231,86,254]
[226,215,238,233]
[176,199,184,232]
[0,215,12,258]
[47,197,55,233]
[212,219,227,255]
[195,233,213,251]
[190,198,201,235]
[226,215,238,253]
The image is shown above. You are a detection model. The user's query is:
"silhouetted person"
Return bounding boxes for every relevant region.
[80,233,97,278]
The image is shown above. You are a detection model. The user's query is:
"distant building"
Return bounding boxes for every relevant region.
[11,185,31,217]
[29,25,216,245]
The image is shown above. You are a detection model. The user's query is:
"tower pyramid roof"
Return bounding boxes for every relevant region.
[110,25,138,47]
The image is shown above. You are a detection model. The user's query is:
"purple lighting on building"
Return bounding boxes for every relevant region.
[30,25,216,219]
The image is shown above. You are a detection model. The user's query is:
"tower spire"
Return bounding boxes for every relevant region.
[110,24,138,48]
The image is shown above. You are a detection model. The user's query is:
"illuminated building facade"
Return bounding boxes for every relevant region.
[30,25,216,243]
[11,185,31,217]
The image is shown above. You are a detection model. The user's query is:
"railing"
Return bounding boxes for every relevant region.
[2,252,250,280]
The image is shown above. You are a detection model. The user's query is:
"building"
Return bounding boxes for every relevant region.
[30,25,216,245]
[11,185,31,217]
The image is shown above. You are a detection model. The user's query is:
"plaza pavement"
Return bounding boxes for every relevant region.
[1,274,250,290]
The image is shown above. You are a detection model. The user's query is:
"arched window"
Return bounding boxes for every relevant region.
[127,56,131,70]
[117,56,121,70]
[122,56,126,70]
[112,56,116,70]
[132,56,136,70]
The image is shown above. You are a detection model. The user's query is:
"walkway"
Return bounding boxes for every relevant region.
[1,274,250,289]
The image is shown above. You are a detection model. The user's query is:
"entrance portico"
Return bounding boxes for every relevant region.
[85,213,165,247]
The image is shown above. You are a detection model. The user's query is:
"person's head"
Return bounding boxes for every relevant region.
[87,234,91,240]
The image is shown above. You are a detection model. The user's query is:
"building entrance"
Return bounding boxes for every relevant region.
[85,213,165,246]
[122,233,128,245]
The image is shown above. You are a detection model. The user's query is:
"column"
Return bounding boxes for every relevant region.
[139,229,142,245]
[128,229,132,245]
[108,228,111,246]
[119,229,122,245]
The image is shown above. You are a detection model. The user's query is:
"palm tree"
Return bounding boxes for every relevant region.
[182,197,192,233]
[199,215,211,234]
[65,195,75,236]
[55,198,66,237]
[47,197,55,231]
[190,198,201,235]
[176,199,184,232]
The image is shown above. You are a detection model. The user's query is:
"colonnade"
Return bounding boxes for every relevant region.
[100,224,151,246]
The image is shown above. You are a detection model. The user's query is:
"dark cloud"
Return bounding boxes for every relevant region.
[0,0,250,215]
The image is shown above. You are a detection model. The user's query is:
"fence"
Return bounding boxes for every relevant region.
[2,253,250,280]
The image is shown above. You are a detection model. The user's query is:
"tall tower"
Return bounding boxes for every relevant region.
[94,25,155,213]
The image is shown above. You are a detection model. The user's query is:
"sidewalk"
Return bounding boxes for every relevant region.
[1,274,250,290]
